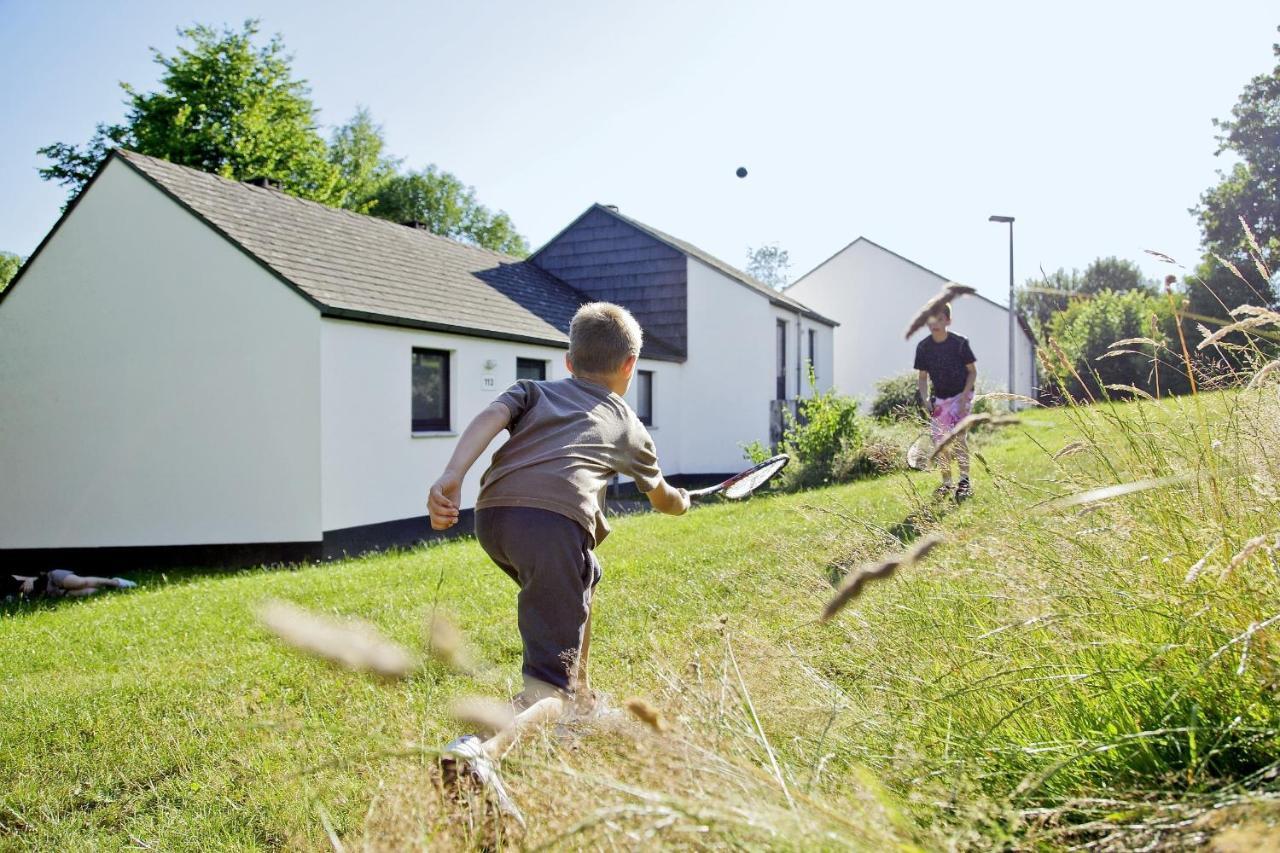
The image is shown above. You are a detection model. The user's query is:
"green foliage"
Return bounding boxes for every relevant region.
[39,21,342,206]
[1017,258,1154,337]
[1194,27,1280,268]
[747,374,874,490]
[1044,288,1190,400]
[328,107,400,213]
[870,372,922,421]
[370,168,530,256]
[745,243,791,290]
[34,22,531,255]
[0,251,22,292]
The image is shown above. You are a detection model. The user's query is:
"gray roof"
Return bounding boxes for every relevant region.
[594,205,837,326]
[116,150,585,346]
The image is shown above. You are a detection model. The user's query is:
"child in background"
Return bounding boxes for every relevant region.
[914,303,978,500]
[428,302,688,711]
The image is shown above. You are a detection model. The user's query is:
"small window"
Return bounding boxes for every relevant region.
[412,348,450,431]
[808,329,816,378]
[636,370,654,426]
[516,357,547,381]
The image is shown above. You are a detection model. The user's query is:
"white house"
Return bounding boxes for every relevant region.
[785,237,1036,404]
[0,151,834,569]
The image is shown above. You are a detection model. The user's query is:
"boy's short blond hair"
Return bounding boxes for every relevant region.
[568,302,644,375]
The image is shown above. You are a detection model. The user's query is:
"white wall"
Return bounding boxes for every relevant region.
[786,240,1036,404]
[321,320,691,527]
[322,319,577,530]
[682,260,776,471]
[0,159,322,548]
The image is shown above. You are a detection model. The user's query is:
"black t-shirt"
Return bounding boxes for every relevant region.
[913,333,976,399]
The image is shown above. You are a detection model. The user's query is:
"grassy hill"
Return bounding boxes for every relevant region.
[3,386,1279,850]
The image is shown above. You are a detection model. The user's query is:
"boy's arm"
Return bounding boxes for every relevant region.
[963,363,977,395]
[428,402,512,530]
[645,477,689,516]
[917,370,931,410]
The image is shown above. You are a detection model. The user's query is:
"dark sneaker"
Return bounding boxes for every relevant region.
[933,483,954,499]
[955,479,973,502]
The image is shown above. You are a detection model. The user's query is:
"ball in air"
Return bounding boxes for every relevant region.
[735,166,748,178]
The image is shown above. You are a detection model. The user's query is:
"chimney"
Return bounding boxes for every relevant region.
[604,204,619,212]
[402,220,430,231]
[245,176,280,190]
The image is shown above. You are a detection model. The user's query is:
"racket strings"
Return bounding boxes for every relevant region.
[723,458,788,498]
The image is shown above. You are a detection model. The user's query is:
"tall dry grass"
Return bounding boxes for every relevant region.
[271,257,1280,849]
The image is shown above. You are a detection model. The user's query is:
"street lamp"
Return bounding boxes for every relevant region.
[988,215,1015,395]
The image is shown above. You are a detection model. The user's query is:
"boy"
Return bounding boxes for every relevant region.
[427,302,689,711]
[913,303,977,500]
[1,569,136,601]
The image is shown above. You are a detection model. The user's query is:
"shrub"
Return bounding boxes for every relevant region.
[744,381,871,491]
[870,372,921,421]
[1044,289,1192,401]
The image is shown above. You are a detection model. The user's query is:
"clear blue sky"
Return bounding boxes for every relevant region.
[2,1,1277,305]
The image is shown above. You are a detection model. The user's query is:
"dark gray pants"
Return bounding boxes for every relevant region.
[475,507,601,692]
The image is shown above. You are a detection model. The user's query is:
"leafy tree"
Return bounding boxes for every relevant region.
[38,21,341,205]
[1044,289,1191,401]
[1016,267,1083,337]
[1079,256,1153,295]
[329,107,399,213]
[1017,257,1154,338]
[369,168,529,256]
[746,243,791,290]
[0,252,22,292]
[1193,27,1280,279]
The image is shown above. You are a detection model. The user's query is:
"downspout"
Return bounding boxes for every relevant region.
[795,309,803,400]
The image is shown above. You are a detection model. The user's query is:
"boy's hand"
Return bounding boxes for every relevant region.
[676,487,690,515]
[428,474,463,530]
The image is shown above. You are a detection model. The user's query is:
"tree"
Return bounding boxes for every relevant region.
[329,107,399,213]
[0,252,22,292]
[38,21,341,205]
[746,243,791,290]
[1193,27,1280,278]
[1079,257,1153,295]
[1016,267,1082,337]
[370,168,529,256]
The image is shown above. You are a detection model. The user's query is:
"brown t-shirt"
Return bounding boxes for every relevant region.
[478,377,663,545]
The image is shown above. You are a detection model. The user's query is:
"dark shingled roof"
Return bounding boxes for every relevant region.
[593,205,837,327]
[115,150,586,346]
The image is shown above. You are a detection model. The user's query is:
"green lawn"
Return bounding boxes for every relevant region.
[3,390,1278,850]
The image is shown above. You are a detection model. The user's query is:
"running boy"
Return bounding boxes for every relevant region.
[914,303,978,500]
[427,302,689,710]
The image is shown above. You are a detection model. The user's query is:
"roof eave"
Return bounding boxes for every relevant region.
[320,307,570,348]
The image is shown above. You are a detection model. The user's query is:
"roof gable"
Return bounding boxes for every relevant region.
[534,204,837,327]
[111,151,586,346]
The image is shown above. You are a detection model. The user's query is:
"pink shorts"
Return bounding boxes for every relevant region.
[930,391,973,444]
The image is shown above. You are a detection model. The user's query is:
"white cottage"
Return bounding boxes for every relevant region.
[0,151,834,568]
[785,237,1036,404]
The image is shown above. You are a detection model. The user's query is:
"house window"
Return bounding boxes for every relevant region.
[808,329,816,382]
[411,348,450,431]
[636,370,654,426]
[516,357,547,381]
[776,320,788,400]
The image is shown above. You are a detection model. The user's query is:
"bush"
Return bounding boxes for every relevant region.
[1044,289,1192,401]
[744,383,872,491]
[870,372,921,421]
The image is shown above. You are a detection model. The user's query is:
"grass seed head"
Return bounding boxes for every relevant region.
[904,283,977,340]
[450,696,515,736]
[625,697,671,733]
[259,600,418,679]
[426,612,475,673]
[821,534,943,622]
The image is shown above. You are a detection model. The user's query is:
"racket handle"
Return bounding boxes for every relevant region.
[686,485,719,500]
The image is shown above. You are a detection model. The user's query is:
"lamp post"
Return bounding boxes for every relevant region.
[988,215,1015,395]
